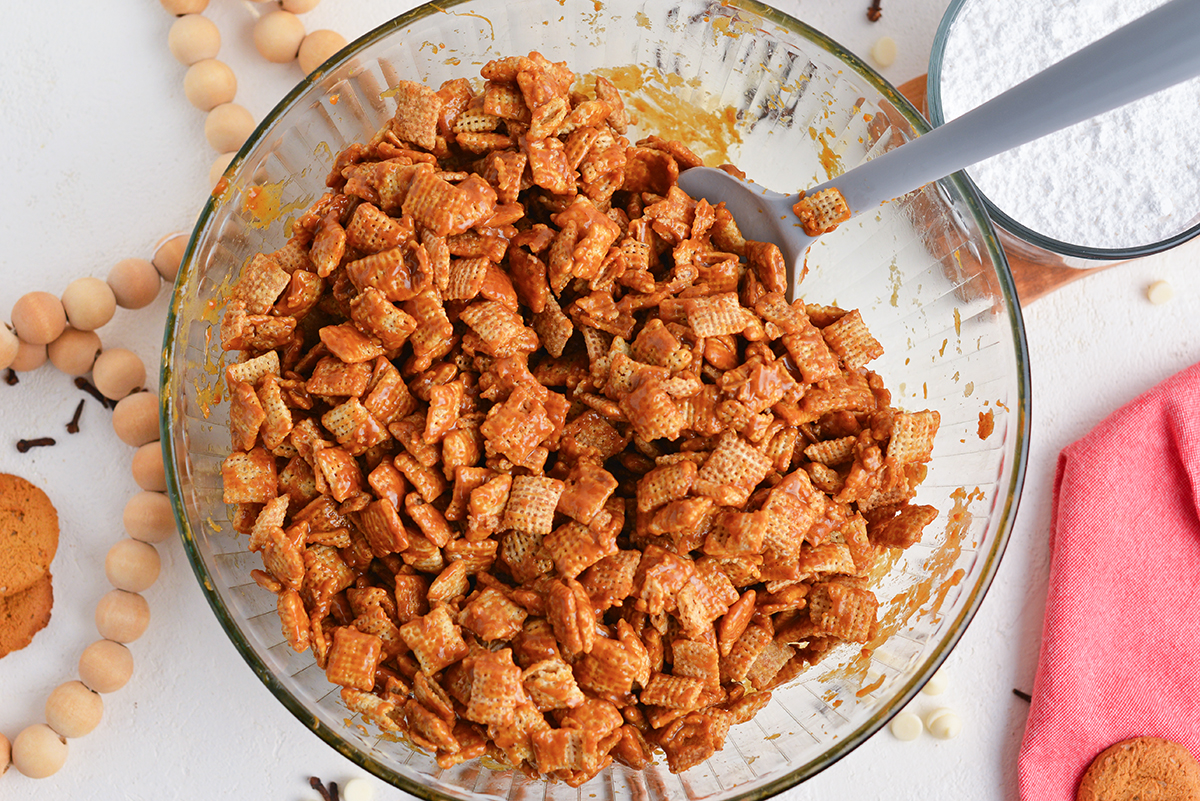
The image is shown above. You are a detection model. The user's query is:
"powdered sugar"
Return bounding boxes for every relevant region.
[938,0,1200,250]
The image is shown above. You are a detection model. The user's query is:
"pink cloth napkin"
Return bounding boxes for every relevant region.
[1018,361,1200,800]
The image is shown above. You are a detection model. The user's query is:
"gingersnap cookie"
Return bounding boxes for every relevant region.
[1077,736,1200,801]
[0,572,53,658]
[0,473,60,595]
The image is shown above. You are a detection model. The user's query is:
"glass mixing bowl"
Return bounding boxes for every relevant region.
[928,0,1200,269]
[162,0,1030,797]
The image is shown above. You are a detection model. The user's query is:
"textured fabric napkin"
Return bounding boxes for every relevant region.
[1018,361,1200,799]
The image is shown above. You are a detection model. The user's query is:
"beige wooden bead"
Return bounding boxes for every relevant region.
[61,277,117,331]
[254,11,305,64]
[11,291,67,346]
[210,151,236,189]
[152,232,188,281]
[11,724,67,779]
[132,442,167,492]
[95,590,150,643]
[47,328,102,376]
[204,102,255,153]
[168,14,220,65]
[78,639,135,693]
[160,0,208,14]
[123,491,177,544]
[45,681,104,739]
[92,348,146,400]
[107,258,160,309]
[10,340,47,372]
[184,59,237,112]
[298,29,347,75]
[105,539,161,593]
[0,731,9,776]
[113,391,160,447]
[282,0,320,11]
[0,324,18,371]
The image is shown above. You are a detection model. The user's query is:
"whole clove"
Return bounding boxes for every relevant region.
[867,0,883,21]
[4,369,17,386]
[17,437,56,453]
[66,399,85,433]
[74,376,114,409]
[309,777,340,801]
[1013,688,1033,703]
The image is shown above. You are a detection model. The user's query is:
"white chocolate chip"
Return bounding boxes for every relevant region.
[341,778,375,801]
[889,710,923,741]
[921,666,950,696]
[872,36,898,68]
[924,707,962,740]
[1147,280,1174,305]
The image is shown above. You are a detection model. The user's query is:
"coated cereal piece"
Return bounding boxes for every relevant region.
[546,578,595,657]
[342,687,403,732]
[556,461,618,524]
[808,579,878,642]
[319,322,387,364]
[480,385,556,470]
[484,80,532,123]
[394,450,447,503]
[693,433,773,507]
[403,290,455,372]
[745,640,795,692]
[427,560,470,604]
[269,239,313,274]
[641,673,705,710]
[278,588,311,651]
[499,528,552,584]
[466,648,527,727]
[531,294,574,358]
[672,639,720,692]
[248,494,291,553]
[358,497,411,556]
[685,292,753,338]
[719,621,772,683]
[399,605,470,674]
[405,493,454,547]
[459,587,528,642]
[445,256,489,301]
[405,698,459,752]
[278,455,319,506]
[460,301,538,359]
[424,381,464,445]
[350,287,419,350]
[363,357,417,425]
[261,526,305,590]
[822,309,884,370]
[523,136,574,195]
[805,435,857,466]
[234,253,291,315]
[503,476,566,535]
[256,377,295,450]
[560,410,628,462]
[394,573,430,623]
[619,377,686,442]
[314,445,365,502]
[542,521,614,580]
[866,502,938,549]
[322,397,390,455]
[275,269,325,318]
[793,188,851,236]
[523,657,586,711]
[445,466,491,523]
[636,460,697,513]
[446,538,498,575]
[222,447,278,503]
[310,214,347,278]
[326,626,384,691]
[453,106,502,133]
[468,473,512,542]
[345,203,414,254]
[389,415,440,469]
[388,80,444,150]
[229,380,266,451]
[225,350,280,391]
[886,410,940,466]
[572,635,637,698]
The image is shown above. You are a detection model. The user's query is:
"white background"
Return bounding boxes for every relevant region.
[1,1,1197,799]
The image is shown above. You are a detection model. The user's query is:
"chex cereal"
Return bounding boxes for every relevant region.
[219,51,941,784]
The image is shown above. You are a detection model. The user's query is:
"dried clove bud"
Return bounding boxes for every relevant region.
[66,399,85,434]
[867,0,883,21]
[17,437,56,453]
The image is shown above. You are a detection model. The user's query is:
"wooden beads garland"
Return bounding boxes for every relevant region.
[161,0,346,187]
[0,235,183,780]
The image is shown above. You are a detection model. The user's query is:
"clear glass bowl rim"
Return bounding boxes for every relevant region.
[926,0,1200,261]
[161,0,1033,796]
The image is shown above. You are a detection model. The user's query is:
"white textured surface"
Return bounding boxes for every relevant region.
[1,2,1196,799]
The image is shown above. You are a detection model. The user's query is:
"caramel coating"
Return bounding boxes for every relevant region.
[131,442,167,493]
[204,102,255,153]
[210,152,236,189]
[298,29,347,75]
[152,232,188,282]
[123,491,177,544]
[11,291,67,346]
[0,325,19,371]
[92,348,146,400]
[184,58,237,112]
[254,11,305,63]
[112,391,161,447]
[11,724,67,779]
[61,277,117,331]
[78,639,134,693]
[95,590,150,643]
[107,258,160,310]
[10,340,48,372]
[47,328,102,376]
[168,13,220,65]
[105,538,161,593]
[45,681,104,739]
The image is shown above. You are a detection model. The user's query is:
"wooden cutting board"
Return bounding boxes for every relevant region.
[895,74,1109,305]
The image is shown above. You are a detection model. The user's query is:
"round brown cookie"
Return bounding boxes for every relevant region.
[0,473,60,595]
[1077,737,1200,801]
[0,571,53,658]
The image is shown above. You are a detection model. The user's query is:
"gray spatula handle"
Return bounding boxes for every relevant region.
[807,0,1200,215]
